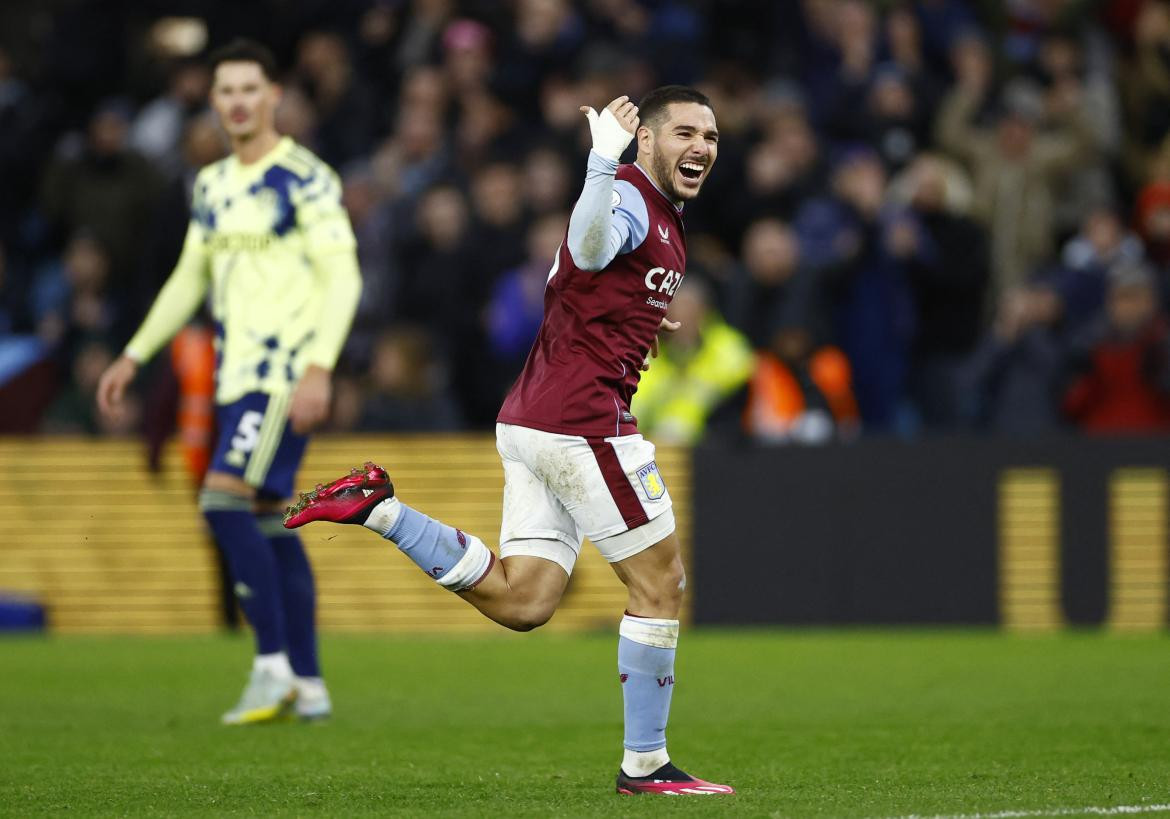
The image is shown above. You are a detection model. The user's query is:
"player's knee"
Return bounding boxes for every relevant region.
[658,559,685,600]
[203,471,254,498]
[199,488,252,515]
[502,599,556,632]
[631,559,685,614]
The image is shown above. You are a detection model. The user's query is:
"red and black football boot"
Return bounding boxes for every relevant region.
[283,462,394,529]
[615,762,735,796]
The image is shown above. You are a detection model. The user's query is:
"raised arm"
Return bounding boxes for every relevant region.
[566,96,644,272]
[567,154,651,271]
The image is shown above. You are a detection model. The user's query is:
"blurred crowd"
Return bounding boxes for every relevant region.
[4,0,1170,443]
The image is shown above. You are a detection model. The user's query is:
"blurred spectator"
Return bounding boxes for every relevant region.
[0,46,55,249]
[537,74,595,156]
[0,240,23,335]
[1051,206,1144,333]
[356,326,463,431]
[129,58,211,178]
[39,100,163,291]
[442,17,495,98]
[912,0,979,73]
[861,65,933,172]
[522,145,573,212]
[632,279,755,445]
[469,161,528,284]
[397,183,493,424]
[400,63,451,116]
[893,154,990,427]
[342,163,402,362]
[391,0,456,76]
[823,3,932,170]
[724,218,812,349]
[1135,179,1170,288]
[273,84,320,147]
[803,0,879,128]
[30,232,119,354]
[1121,0,1170,187]
[1033,29,1121,238]
[883,4,945,121]
[967,280,1068,435]
[486,211,566,377]
[454,89,521,169]
[0,238,55,432]
[293,31,378,168]
[1063,261,1170,433]
[797,148,916,432]
[398,184,473,333]
[713,104,827,248]
[378,105,451,202]
[42,339,140,435]
[743,311,859,445]
[936,59,1099,309]
[495,0,585,109]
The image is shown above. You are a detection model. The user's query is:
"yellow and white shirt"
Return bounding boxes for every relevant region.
[125,137,361,403]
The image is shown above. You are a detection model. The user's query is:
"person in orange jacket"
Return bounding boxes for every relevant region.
[744,316,860,444]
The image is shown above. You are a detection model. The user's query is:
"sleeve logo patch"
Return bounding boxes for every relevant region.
[636,462,666,500]
[611,190,622,209]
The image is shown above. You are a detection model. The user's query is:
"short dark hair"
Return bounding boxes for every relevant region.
[208,38,279,82]
[637,85,713,131]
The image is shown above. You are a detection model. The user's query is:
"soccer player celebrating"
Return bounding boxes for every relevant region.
[285,86,732,795]
[97,39,361,724]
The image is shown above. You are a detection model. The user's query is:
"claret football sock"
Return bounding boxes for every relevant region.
[200,490,286,655]
[618,614,679,760]
[363,498,494,591]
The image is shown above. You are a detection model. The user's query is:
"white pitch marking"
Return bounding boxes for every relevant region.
[885,803,1170,819]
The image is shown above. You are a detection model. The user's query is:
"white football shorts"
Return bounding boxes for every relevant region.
[495,422,676,576]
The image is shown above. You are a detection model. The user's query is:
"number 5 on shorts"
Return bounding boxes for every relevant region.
[226,410,264,467]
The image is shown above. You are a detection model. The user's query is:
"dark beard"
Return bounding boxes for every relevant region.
[651,149,682,203]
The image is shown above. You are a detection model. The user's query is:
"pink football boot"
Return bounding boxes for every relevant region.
[283,462,394,529]
[616,762,735,795]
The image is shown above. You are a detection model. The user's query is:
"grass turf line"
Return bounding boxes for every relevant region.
[1,630,1168,817]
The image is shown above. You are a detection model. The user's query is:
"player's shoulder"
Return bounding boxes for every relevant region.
[275,141,342,203]
[611,174,647,214]
[194,156,231,189]
[279,140,337,181]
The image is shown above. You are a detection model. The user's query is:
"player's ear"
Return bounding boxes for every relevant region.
[636,123,653,154]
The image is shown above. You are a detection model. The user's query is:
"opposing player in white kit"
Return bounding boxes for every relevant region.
[285,86,733,796]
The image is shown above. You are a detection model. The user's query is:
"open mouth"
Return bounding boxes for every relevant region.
[678,161,705,181]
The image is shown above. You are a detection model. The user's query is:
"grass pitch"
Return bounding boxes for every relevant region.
[1,629,1168,817]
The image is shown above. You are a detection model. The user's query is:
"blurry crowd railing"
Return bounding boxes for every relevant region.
[5,0,1170,444]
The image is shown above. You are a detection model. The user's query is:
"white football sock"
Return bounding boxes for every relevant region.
[293,676,328,698]
[253,652,293,679]
[363,496,403,537]
[622,747,670,777]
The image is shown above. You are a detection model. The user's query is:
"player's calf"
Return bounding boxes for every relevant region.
[284,463,495,593]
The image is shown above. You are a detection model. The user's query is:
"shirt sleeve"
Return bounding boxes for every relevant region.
[566,151,649,272]
[297,167,362,371]
[123,218,210,364]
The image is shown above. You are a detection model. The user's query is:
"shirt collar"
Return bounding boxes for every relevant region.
[230,135,293,174]
[633,161,684,214]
